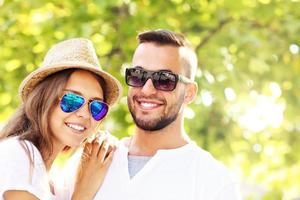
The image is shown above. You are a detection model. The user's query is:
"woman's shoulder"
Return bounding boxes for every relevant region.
[0,136,46,179]
[0,137,41,164]
[0,137,33,175]
[0,137,52,200]
[0,136,23,151]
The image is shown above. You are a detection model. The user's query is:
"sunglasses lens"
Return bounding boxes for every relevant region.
[60,93,85,112]
[153,71,177,91]
[126,68,146,87]
[90,101,109,121]
[126,68,178,91]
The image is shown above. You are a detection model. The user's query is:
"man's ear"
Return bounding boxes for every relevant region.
[184,82,198,104]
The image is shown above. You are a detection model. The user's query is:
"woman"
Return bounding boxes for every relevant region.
[0,38,122,200]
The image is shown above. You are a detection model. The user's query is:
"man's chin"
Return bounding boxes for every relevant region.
[136,124,163,132]
[134,112,179,132]
[134,119,161,132]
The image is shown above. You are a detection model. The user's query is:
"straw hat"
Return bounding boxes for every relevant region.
[19,38,122,106]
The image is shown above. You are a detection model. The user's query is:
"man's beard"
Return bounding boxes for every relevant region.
[128,92,185,132]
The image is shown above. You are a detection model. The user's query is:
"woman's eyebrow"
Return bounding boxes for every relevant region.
[63,89,104,101]
[92,97,104,101]
[63,89,82,95]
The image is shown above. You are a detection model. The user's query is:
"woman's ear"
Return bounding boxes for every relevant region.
[184,82,198,104]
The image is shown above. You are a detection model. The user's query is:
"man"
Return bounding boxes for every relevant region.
[59,29,240,200]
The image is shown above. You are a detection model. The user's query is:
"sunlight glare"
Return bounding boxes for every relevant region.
[184,107,195,119]
[224,87,236,101]
[269,82,281,98]
[238,95,285,132]
[201,90,213,107]
[289,44,299,54]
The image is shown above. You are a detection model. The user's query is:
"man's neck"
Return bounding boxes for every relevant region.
[128,119,191,156]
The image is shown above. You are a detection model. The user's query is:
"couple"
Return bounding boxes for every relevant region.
[0,29,240,200]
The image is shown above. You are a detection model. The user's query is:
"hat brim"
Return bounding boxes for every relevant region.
[19,61,122,106]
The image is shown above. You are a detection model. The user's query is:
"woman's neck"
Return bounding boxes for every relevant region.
[41,143,64,172]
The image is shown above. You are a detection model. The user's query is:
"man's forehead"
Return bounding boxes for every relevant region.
[135,42,180,53]
[133,43,189,73]
[133,43,180,61]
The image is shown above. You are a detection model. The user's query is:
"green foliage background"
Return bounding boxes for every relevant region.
[1,0,300,199]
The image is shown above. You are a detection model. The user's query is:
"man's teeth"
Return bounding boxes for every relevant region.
[140,102,158,108]
[67,123,85,131]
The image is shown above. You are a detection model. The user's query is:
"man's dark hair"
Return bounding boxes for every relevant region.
[138,29,191,47]
[137,29,197,80]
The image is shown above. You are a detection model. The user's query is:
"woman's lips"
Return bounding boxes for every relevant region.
[65,122,87,134]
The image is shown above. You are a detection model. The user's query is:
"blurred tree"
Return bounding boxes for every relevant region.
[1,0,300,199]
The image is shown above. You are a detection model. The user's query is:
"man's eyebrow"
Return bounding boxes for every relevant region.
[63,89,104,101]
[159,69,172,72]
[134,66,173,73]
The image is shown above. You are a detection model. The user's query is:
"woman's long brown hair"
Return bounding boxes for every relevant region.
[0,69,76,162]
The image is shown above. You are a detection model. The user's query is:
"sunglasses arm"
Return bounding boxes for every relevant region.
[178,75,195,84]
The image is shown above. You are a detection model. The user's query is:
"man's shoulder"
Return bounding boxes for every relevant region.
[188,142,240,199]
[187,142,232,176]
[119,137,130,147]
[186,142,216,161]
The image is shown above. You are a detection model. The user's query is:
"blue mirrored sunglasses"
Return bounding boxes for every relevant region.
[60,93,109,121]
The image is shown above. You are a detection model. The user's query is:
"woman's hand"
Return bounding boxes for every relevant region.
[71,135,116,200]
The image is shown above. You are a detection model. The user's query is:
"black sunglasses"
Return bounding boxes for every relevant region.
[125,67,193,91]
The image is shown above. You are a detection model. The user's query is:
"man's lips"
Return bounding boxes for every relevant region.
[135,98,165,110]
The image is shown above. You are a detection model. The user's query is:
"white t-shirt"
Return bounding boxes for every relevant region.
[58,140,241,200]
[0,137,56,200]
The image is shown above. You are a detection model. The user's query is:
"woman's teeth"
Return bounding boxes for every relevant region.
[66,123,85,131]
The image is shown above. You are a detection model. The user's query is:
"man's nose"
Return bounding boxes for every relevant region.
[140,78,157,95]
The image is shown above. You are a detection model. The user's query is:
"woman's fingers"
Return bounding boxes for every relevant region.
[104,149,114,165]
[85,132,117,166]
[73,139,115,200]
[90,136,104,158]
[82,142,92,158]
[97,139,109,162]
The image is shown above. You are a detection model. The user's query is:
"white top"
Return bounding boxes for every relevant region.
[58,140,241,200]
[0,137,56,200]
